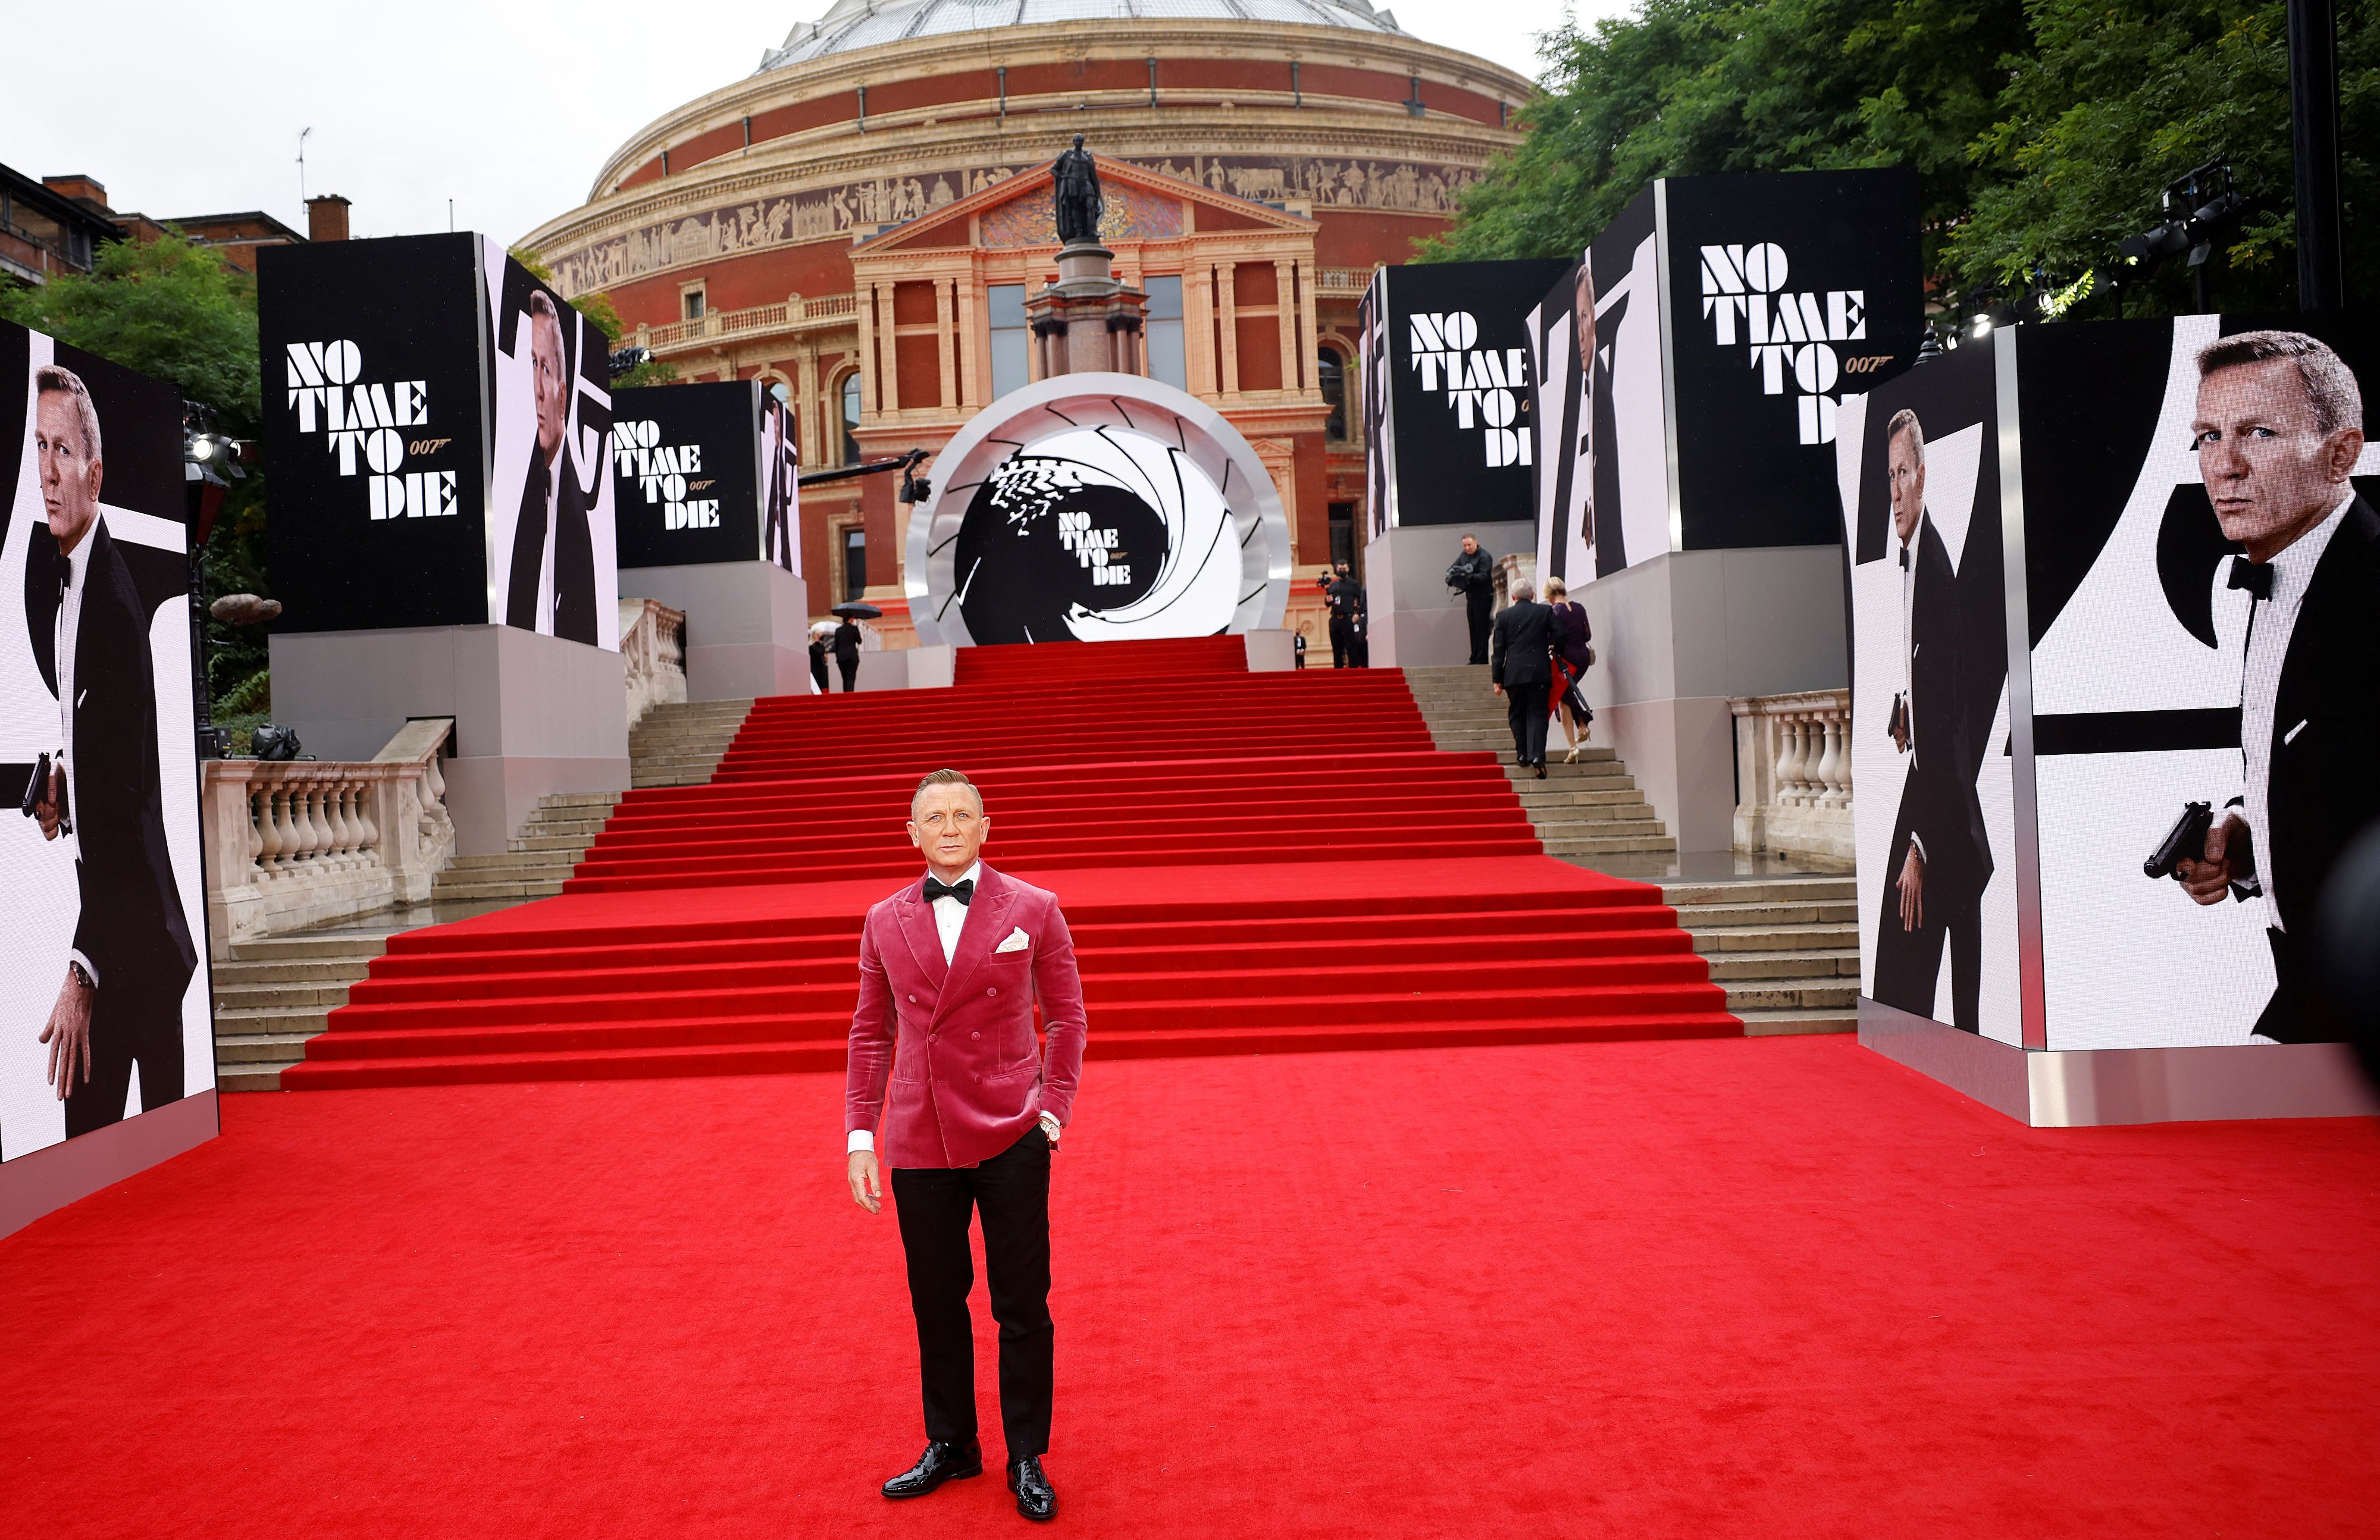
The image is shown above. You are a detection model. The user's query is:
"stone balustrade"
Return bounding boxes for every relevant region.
[1730,689,1853,866]
[199,718,458,959]
[620,597,689,727]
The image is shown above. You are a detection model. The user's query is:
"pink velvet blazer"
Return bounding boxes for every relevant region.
[845,862,1088,1169]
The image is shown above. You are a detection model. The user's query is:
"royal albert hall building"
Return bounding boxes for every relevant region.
[521,0,1532,637]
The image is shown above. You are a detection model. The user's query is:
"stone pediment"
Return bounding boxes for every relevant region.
[856,154,1314,253]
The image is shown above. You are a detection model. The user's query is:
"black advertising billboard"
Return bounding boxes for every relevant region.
[1666,170,1921,552]
[1,319,212,1161]
[612,381,801,573]
[258,233,619,648]
[1842,312,2379,1052]
[1367,258,1568,528]
[1539,171,1920,582]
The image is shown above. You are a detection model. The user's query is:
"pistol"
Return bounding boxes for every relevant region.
[2144,801,2213,880]
[18,751,51,818]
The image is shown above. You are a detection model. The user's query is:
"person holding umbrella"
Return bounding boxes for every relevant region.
[832,601,880,693]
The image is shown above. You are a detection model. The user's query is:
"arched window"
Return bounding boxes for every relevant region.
[1317,348,1347,441]
[841,371,863,466]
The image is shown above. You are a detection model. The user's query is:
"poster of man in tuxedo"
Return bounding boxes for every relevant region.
[0,322,211,1161]
[762,391,800,574]
[2021,317,2379,1050]
[1838,350,2019,1042]
[484,245,617,648]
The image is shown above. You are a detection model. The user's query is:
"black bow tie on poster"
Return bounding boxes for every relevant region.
[2227,556,2273,603]
[54,550,73,598]
[923,876,975,906]
[1898,546,1910,572]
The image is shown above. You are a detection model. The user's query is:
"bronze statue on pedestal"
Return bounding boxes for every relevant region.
[1052,134,1103,244]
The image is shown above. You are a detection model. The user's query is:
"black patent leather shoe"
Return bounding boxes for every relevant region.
[1008,1456,1057,1522]
[881,1441,984,1499]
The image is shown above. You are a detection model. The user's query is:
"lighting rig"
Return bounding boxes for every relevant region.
[2116,158,2247,313]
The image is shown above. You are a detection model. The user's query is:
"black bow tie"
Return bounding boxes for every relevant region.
[2228,556,2273,603]
[54,550,73,598]
[1897,545,1911,571]
[923,876,975,907]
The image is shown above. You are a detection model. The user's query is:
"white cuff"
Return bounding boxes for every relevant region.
[847,1128,875,1154]
[1038,1111,1061,1140]
[68,949,98,989]
[1907,833,1927,865]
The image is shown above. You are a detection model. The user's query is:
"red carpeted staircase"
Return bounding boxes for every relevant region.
[283,637,1733,1089]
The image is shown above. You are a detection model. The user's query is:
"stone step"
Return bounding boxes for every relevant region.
[1734,1006,1858,1037]
[215,1006,333,1036]
[1721,977,1859,1011]
[1690,924,1859,954]
[1662,878,1856,908]
[1540,833,1679,856]
[440,852,580,874]
[1672,898,1860,929]
[211,956,375,986]
[1533,818,1669,842]
[432,877,569,901]
[1702,948,1861,981]
[509,833,607,854]
[212,980,358,1010]
[537,792,625,811]
[227,934,395,963]
[214,1031,320,1066]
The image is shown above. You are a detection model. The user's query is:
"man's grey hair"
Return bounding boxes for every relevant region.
[910,767,984,818]
[2197,329,2364,439]
[1886,407,1924,465]
[35,365,102,462]
[528,290,562,330]
[1508,578,1537,603]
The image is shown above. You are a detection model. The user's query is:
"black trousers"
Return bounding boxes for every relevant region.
[65,980,185,1140]
[890,1128,1054,1460]
[810,654,828,693]
[837,655,859,692]
[2256,926,2351,1045]
[1505,681,1550,766]
[1465,588,1492,664]
[1872,882,1983,1034]
[1329,617,1356,668]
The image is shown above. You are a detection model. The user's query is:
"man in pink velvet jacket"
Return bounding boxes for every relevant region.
[846,768,1088,1523]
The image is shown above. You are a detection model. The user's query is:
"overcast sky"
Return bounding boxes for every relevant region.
[5,0,1616,252]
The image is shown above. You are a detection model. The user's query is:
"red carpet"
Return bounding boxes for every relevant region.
[7,1037,2376,1538]
[288,638,1728,1089]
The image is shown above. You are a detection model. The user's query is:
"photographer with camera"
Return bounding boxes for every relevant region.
[1446,534,1494,665]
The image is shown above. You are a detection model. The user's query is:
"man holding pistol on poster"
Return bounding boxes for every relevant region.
[2172,330,2376,1043]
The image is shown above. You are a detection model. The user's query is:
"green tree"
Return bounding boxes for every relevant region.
[1423,0,2029,280]
[0,233,272,720]
[1949,0,2379,317]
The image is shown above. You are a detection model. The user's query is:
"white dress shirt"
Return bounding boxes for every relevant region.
[57,524,98,986]
[849,861,1060,1155]
[2237,488,2354,933]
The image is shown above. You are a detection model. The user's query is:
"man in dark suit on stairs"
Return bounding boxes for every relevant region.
[25,364,199,1133]
[2172,330,2376,1043]
[1490,578,1558,778]
[1873,407,1992,1033]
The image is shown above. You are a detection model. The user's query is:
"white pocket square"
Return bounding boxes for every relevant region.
[995,927,1031,954]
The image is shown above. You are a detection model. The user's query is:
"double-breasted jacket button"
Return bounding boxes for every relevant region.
[985,986,997,997]
[970,1030,981,1039]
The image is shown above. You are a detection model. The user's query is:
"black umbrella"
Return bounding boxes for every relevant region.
[831,601,884,619]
